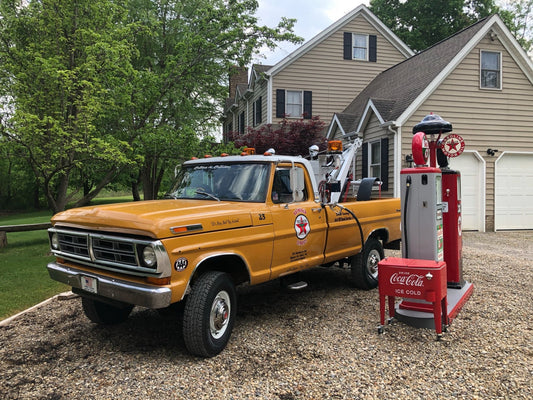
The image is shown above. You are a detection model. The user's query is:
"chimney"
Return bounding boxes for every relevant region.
[229,66,248,97]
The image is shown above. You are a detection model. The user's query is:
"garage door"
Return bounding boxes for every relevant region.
[495,152,533,230]
[449,151,485,231]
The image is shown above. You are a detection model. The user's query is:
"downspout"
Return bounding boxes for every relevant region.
[267,74,273,124]
[386,123,401,198]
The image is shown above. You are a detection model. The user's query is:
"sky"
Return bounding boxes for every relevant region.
[253,0,370,66]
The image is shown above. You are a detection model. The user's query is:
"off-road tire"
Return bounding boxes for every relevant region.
[349,237,384,290]
[81,297,133,325]
[182,271,237,358]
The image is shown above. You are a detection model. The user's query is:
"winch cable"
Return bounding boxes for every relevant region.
[403,175,412,259]
[331,203,365,259]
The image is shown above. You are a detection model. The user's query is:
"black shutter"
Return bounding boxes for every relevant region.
[369,35,377,62]
[303,91,312,119]
[362,142,368,178]
[276,89,285,118]
[257,96,262,124]
[343,32,352,60]
[380,137,389,191]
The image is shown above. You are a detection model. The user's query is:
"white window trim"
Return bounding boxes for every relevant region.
[352,33,369,61]
[285,89,303,119]
[480,50,502,90]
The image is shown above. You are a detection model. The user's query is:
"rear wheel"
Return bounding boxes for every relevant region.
[182,271,236,357]
[81,297,133,325]
[349,237,384,290]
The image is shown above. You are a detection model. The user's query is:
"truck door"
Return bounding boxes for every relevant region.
[268,164,327,279]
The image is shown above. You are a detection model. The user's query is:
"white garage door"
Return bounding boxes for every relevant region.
[449,151,485,231]
[495,152,533,230]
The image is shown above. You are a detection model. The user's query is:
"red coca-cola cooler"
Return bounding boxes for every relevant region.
[378,257,448,337]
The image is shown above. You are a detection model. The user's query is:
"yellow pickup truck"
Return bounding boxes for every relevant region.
[47,143,400,357]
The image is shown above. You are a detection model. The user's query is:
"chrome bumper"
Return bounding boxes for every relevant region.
[47,262,172,309]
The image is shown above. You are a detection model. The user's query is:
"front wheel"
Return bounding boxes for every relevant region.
[81,297,133,325]
[182,271,237,357]
[349,237,384,290]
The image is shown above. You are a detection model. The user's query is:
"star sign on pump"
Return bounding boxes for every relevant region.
[294,214,310,239]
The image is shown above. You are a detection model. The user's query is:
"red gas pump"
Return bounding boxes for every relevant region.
[378,114,473,338]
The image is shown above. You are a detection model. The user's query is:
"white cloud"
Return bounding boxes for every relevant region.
[254,0,369,66]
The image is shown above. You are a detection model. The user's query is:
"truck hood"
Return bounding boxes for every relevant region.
[51,200,258,239]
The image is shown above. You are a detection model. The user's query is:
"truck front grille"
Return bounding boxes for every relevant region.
[49,228,169,277]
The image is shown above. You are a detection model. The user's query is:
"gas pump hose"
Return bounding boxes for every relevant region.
[403,176,412,259]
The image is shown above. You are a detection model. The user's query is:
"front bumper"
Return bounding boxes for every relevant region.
[47,262,172,309]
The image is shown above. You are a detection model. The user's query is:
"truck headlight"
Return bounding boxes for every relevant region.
[51,233,59,250]
[141,246,157,268]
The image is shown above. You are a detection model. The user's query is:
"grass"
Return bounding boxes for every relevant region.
[0,211,67,320]
[0,195,134,320]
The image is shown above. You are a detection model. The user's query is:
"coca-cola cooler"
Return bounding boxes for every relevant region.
[378,257,448,337]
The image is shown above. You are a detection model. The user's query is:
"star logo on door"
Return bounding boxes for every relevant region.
[294,214,310,239]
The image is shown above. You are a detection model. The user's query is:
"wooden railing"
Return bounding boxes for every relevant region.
[0,223,51,248]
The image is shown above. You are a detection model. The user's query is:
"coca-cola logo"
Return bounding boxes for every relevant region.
[390,272,425,287]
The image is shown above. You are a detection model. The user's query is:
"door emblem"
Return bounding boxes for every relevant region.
[294,214,311,239]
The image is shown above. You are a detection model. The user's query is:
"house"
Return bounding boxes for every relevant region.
[222,5,413,139]
[327,14,533,232]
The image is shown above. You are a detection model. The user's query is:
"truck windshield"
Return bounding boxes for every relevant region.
[166,163,271,202]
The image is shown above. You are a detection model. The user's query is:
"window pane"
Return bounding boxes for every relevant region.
[481,70,499,88]
[286,90,302,117]
[353,48,366,60]
[481,52,499,70]
[371,142,381,163]
[370,165,381,179]
[353,34,366,47]
[287,91,301,104]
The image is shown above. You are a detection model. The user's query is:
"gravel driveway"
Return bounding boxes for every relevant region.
[1,232,532,399]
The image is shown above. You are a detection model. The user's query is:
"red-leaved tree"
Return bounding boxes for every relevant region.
[227,116,327,156]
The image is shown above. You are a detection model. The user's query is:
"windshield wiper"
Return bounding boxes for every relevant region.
[195,188,220,201]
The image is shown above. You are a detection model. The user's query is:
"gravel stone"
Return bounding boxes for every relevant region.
[1,231,532,399]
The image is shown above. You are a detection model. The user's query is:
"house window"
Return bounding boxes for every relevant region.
[253,97,262,126]
[286,90,302,117]
[344,33,377,62]
[276,89,312,119]
[238,111,245,134]
[480,50,501,89]
[352,34,368,60]
[362,138,388,191]
[369,141,381,179]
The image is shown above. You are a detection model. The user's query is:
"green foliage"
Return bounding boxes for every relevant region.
[123,0,303,200]
[498,0,533,52]
[369,0,500,51]
[0,0,137,213]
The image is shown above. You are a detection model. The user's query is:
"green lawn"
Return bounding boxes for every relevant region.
[0,195,134,320]
[0,211,68,320]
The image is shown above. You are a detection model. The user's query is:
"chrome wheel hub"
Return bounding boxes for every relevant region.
[210,290,230,339]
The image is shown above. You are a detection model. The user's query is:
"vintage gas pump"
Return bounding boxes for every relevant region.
[378,114,473,337]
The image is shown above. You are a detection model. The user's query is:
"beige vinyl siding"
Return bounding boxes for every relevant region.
[402,33,533,230]
[249,83,268,128]
[363,113,394,197]
[272,15,408,125]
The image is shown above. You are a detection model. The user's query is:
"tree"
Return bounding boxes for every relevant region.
[499,0,533,53]
[227,117,327,157]
[0,0,137,213]
[123,0,303,200]
[369,0,500,51]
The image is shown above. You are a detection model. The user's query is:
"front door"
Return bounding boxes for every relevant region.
[268,163,327,279]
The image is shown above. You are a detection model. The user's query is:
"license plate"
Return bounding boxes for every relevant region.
[81,275,98,294]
